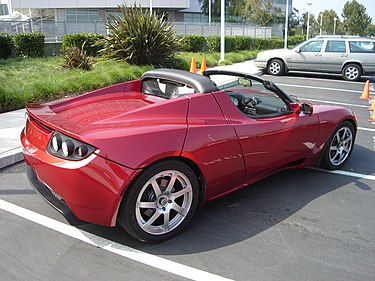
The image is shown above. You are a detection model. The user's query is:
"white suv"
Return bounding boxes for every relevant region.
[255,36,375,81]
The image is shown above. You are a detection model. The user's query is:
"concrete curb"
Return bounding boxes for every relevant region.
[0,148,23,169]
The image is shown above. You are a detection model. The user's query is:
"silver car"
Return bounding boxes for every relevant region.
[255,36,375,81]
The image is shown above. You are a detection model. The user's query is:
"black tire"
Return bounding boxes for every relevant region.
[320,121,355,170]
[267,59,285,76]
[118,160,199,242]
[342,63,362,81]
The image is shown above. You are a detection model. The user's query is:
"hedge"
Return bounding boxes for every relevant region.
[207,35,285,52]
[180,34,206,52]
[13,32,45,57]
[0,33,12,59]
[62,33,105,56]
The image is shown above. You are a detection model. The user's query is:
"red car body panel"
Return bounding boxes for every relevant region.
[21,115,141,226]
[21,69,357,228]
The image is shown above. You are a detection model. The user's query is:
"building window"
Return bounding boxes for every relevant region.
[66,9,99,23]
[0,4,9,16]
[105,9,123,20]
[183,13,208,23]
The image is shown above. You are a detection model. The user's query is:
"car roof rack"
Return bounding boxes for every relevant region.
[314,35,363,39]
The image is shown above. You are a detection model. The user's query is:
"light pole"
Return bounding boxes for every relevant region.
[284,0,289,49]
[319,13,323,35]
[306,2,312,40]
[220,0,225,62]
[149,0,152,14]
[334,17,337,35]
[208,0,211,25]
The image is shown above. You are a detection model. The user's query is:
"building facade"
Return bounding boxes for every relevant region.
[7,0,192,22]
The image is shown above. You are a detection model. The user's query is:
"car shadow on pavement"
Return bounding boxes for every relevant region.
[281,71,375,83]
[2,144,373,255]
[77,144,375,254]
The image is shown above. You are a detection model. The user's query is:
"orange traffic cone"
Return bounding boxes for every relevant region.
[360,80,370,100]
[190,57,196,73]
[369,109,375,122]
[200,57,207,75]
[369,97,375,111]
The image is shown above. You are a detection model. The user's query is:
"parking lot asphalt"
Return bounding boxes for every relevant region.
[1,70,375,281]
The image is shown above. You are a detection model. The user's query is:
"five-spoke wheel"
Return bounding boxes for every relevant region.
[267,59,285,76]
[342,64,362,81]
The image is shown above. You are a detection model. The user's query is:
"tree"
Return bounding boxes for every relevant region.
[317,9,340,35]
[288,8,302,35]
[342,0,372,36]
[243,0,283,26]
[302,12,319,38]
[365,24,375,36]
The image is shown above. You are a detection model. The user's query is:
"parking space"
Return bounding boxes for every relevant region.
[1,74,375,281]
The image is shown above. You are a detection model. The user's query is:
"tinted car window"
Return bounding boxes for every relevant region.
[349,41,375,53]
[300,40,324,52]
[325,40,346,52]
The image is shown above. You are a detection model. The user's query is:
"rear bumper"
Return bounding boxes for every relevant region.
[21,129,140,226]
[26,166,86,226]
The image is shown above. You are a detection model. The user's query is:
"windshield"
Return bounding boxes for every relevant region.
[207,73,293,118]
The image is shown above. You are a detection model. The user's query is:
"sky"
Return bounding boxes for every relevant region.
[292,0,375,21]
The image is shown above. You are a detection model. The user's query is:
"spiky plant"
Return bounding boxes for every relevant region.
[62,42,93,71]
[98,4,180,65]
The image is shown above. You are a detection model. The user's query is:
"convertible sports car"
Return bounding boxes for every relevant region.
[21,69,357,242]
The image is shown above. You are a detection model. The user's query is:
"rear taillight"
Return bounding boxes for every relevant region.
[47,131,96,161]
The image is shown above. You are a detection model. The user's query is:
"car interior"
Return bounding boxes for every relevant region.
[209,74,291,118]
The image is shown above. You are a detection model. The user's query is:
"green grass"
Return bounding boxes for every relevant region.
[0,50,259,113]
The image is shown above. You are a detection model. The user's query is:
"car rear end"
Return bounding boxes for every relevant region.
[20,82,146,227]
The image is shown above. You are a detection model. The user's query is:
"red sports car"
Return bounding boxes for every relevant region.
[21,69,357,242]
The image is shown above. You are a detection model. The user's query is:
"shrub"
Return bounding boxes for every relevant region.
[234,36,255,50]
[13,32,45,57]
[180,34,206,52]
[254,38,283,50]
[207,35,237,52]
[62,33,104,56]
[208,35,259,52]
[225,36,237,52]
[0,33,12,59]
[207,35,220,52]
[62,43,93,70]
[98,4,180,65]
[288,35,305,47]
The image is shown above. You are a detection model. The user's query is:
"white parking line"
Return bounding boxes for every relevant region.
[263,74,366,85]
[0,199,233,281]
[358,127,375,132]
[277,83,363,94]
[302,98,369,108]
[310,168,375,181]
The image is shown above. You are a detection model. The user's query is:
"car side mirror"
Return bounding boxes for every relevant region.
[295,48,301,53]
[290,102,301,114]
[301,103,313,115]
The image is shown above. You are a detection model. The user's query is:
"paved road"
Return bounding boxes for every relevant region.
[1,74,375,281]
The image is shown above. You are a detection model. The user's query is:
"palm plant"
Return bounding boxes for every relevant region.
[98,4,180,65]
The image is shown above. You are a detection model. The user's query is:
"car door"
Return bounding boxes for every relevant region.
[289,40,324,71]
[212,78,319,180]
[233,111,319,179]
[320,40,348,72]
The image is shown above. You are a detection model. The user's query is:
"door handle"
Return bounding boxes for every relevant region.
[341,54,348,57]
[315,53,322,56]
